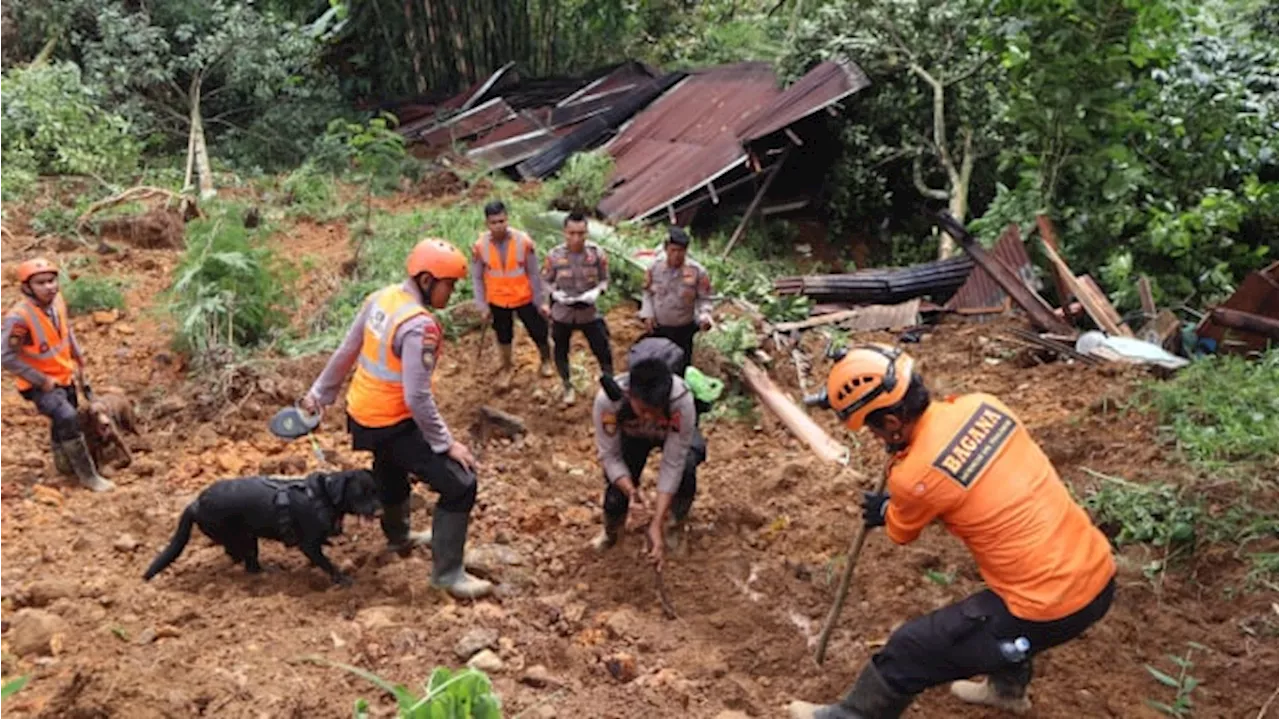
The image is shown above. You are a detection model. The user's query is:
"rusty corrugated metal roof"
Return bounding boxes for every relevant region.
[739,59,870,141]
[597,62,783,219]
[944,228,1035,316]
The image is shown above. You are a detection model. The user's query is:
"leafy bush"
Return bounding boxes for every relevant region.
[281,161,342,221]
[543,149,615,213]
[1141,349,1279,470]
[62,274,126,315]
[1,61,139,199]
[1082,475,1201,549]
[167,203,294,359]
[322,660,501,719]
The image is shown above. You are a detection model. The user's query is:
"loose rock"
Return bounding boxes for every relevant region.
[454,627,498,660]
[9,609,69,657]
[604,652,638,683]
[520,664,562,689]
[467,649,505,673]
[114,534,140,552]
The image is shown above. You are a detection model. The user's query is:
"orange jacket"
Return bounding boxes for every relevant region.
[884,393,1116,621]
[6,295,76,391]
[473,229,535,308]
[346,284,434,428]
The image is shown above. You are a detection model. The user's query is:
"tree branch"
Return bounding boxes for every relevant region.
[909,62,957,181]
[943,55,991,87]
[912,153,951,200]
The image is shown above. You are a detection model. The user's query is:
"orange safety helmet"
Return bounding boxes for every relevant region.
[406,238,467,280]
[17,257,59,284]
[823,344,915,431]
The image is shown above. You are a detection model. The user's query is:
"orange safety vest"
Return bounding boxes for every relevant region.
[474,229,535,308]
[884,393,1116,621]
[6,295,76,392]
[346,284,437,428]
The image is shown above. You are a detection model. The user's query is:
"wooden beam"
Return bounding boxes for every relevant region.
[721,148,790,259]
[932,213,1076,335]
[1037,235,1132,337]
[1137,275,1156,317]
[740,359,851,467]
[1077,275,1133,336]
[1210,308,1280,340]
[784,127,804,146]
[707,181,719,205]
[1035,215,1075,308]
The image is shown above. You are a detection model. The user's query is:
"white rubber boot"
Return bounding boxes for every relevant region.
[950,679,1031,715]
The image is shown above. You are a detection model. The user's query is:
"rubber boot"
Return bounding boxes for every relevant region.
[51,440,73,477]
[589,514,624,551]
[381,501,432,557]
[561,380,576,406]
[950,679,1032,715]
[497,344,514,390]
[538,347,554,378]
[430,509,493,599]
[665,494,695,552]
[60,436,114,492]
[787,662,914,719]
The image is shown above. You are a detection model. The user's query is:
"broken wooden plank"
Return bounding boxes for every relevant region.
[1210,308,1279,340]
[1003,328,1104,366]
[1137,309,1182,350]
[1076,275,1133,336]
[1036,236,1132,337]
[1137,275,1156,317]
[931,214,1076,336]
[775,299,921,334]
[1035,215,1076,308]
[740,359,850,467]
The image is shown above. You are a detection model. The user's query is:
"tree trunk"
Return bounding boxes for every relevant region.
[189,73,216,199]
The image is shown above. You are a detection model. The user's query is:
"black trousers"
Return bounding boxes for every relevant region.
[347,416,476,513]
[649,322,698,373]
[602,432,707,521]
[21,384,81,443]
[491,302,549,350]
[873,576,1116,697]
[551,318,614,381]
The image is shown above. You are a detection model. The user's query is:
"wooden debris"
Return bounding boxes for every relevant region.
[476,406,526,439]
[1210,308,1279,341]
[1002,328,1104,366]
[773,299,920,334]
[1036,236,1132,337]
[1076,274,1133,336]
[1137,275,1156,317]
[740,360,851,467]
[75,186,193,234]
[933,216,1075,336]
[1137,310,1182,350]
[1035,215,1076,309]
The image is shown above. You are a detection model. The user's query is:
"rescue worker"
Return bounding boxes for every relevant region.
[471,200,552,389]
[300,239,492,599]
[2,258,113,492]
[542,210,614,406]
[788,344,1117,718]
[591,337,707,570]
[639,226,712,374]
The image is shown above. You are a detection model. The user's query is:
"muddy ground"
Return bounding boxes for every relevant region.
[1,194,1276,719]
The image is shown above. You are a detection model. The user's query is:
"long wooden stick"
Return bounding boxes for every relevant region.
[815,465,890,665]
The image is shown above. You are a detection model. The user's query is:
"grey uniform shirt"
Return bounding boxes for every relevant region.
[542,241,609,324]
[470,228,546,310]
[592,374,696,495]
[306,279,453,452]
[639,257,713,328]
[2,298,83,388]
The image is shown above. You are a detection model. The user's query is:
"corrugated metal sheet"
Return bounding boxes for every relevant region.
[944,228,1035,315]
[596,63,783,219]
[739,59,871,141]
[412,98,516,148]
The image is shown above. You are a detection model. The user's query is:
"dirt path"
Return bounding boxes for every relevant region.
[1,204,1275,718]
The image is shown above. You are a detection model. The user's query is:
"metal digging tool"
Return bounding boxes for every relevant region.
[643,532,678,620]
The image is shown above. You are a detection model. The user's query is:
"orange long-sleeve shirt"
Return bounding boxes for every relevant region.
[884,393,1116,621]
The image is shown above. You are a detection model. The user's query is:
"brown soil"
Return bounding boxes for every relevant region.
[1,190,1276,719]
[94,209,186,250]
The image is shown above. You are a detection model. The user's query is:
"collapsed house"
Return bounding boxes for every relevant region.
[391,58,870,228]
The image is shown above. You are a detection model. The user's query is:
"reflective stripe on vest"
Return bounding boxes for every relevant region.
[346,285,430,428]
[476,230,534,308]
[7,295,75,391]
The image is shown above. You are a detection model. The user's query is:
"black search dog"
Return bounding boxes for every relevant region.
[142,469,380,586]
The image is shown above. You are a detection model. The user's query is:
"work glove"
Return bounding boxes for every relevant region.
[576,288,601,305]
[862,491,890,529]
[551,289,571,304]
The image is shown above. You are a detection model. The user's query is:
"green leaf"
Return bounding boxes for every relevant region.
[1145,664,1181,688]
[2,675,30,700]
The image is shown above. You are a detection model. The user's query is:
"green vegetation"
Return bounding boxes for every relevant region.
[1141,350,1279,472]
[311,659,501,719]
[1145,642,1205,717]
[62,273,127,315]
[544,150,616,213]
[167,202,295,363]
[2,675,29,701]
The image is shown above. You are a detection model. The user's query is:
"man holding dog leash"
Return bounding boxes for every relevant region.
[295,239,492,599]
[2,257,113,492]
[788,344,1116,718]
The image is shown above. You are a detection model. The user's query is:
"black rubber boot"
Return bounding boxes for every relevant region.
[381,501,432,556]
[429,509,492,599]
[788,662,915,719]
[51,440,73,477]
[61,436,114,492]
